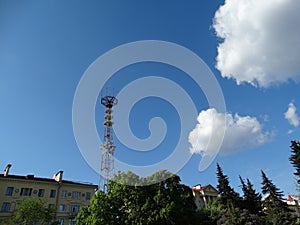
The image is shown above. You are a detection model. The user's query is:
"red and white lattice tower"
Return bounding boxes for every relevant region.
[100,95,118,192]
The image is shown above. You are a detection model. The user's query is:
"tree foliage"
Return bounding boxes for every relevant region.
[289,140,300,185]
[199,197,264,225]
[76,170,198,225]
[239,176,262,214]
[261,170,295,225]
[217,204,263,225]
[216,163,241,208]
[212,164,297,225]
[76,138,300,225]
[198,198,224,225]
[12,198,55,225]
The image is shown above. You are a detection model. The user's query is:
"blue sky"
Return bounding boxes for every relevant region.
[1,0,300,196]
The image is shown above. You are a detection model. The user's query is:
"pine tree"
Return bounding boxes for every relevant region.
[261,170,285,203]
[289,140,300,185]
[239,176,262,214]
[261,170,295,225]
[216,163,241,208]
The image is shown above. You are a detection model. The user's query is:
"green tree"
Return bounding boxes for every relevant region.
[261,170,296,225]
[198,198,223,225]
[76,170,198,225]
[217,204,263,225]
[12,198,55,225]
[239,176,262,214]
[216,164,241,208]
[200,198,264,225]
[289,140,300,186]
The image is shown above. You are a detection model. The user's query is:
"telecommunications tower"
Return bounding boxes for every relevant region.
[100,94,118,192]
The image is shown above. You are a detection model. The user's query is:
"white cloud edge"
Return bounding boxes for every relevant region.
[284,102,299,128]
[213,0,300,88]
[189,108,272,156]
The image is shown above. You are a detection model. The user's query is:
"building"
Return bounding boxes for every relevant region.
[0,164,98,225]
[262,193,300,217]
[284,194,300,216]
[192,184,218,209]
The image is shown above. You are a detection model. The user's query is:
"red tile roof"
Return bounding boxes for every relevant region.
[192,185,209,192]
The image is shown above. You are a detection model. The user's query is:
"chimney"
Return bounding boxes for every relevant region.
[193,184,202,190]
[53,170,63,183]
[4,164,12,177]
[26,174,35,179]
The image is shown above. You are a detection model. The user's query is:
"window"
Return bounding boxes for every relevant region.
[61,190,67,199]
[58,219,64,225]
[5,187,14,196]
[86,192,91,200]
[38,189,45,197]
[69,219,76,225]
[72,191,81,199]
[59,204,65,212]
[70,205,80,213]
[50,189,56,198]
[20,188,32,196]
[1,202,10,212]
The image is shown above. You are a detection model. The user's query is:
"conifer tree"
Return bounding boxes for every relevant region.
[261,170,295,225]
[261,170,285,204]
[216,163,241,208]
[239,176,262,214]
[289,140,300,185]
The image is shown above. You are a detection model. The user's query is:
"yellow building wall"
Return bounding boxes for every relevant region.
[0,175,97,224]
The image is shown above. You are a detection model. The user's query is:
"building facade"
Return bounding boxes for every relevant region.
[284,194,300,216]
[0,164,97,225]
[192,184,218,209]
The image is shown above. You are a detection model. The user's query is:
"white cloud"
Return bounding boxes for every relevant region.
[213,0,300,87]
[189,108,270,156]
[284,102,299,127]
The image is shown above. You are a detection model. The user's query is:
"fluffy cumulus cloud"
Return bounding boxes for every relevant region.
[189,108,270,156]
[284,102,299,127]
[213,0,300,87]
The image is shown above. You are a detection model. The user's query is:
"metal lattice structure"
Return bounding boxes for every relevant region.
[99,95,118,192]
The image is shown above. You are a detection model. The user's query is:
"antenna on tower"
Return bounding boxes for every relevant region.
[99,88,118,192]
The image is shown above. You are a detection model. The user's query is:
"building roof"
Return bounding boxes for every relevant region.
[192,184,218,193]
[0,173,98,188]
[287,194,295,202]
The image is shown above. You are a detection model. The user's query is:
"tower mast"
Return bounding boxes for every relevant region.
[100,94,118,192]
